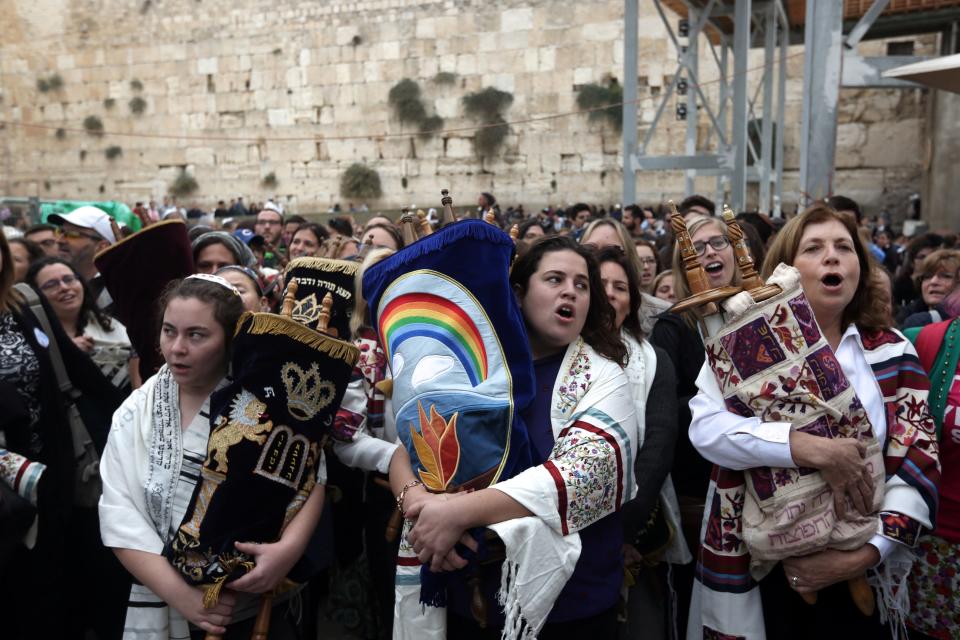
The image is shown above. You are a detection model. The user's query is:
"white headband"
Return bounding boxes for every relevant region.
[185,273,241,297]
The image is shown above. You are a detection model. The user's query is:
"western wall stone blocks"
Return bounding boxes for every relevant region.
[501,8,533,32]
[197,57,219,75]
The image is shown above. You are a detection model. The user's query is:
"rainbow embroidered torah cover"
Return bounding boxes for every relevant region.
[362,220,535,492]
[701,264,884,577]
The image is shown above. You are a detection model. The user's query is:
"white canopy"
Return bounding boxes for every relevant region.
[883,53,960,93]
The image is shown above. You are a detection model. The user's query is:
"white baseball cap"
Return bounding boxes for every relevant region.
[48,206,116,243]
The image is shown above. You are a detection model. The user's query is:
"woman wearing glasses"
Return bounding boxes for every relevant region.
[633,239,660,293]
[0,233,125,639]
[899,249,960,330]
[648,213,741,638]
[26,257,140,392]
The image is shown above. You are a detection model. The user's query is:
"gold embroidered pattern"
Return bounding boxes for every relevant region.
[292,293,322,326]
[255,425,311,490]
[207,389,273,473]
[282,362,335,421]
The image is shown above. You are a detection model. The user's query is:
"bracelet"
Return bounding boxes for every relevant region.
[396,479,423,516]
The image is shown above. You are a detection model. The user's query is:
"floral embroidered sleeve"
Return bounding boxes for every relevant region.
[492,356,638,536]
[866,329,941,547]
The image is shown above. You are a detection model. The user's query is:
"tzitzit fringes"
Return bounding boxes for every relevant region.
[285,256,359,276]
[239,312,360,365]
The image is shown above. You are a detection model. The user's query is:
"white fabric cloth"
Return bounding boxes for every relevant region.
[623,331,691,565]
[83,314,134,389]
[689,323,898,562]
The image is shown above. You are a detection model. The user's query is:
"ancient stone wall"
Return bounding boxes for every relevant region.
[0,0,939,219]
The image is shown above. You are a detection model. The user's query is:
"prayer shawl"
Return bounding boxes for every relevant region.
[622,331,691,566]
[332,326,399,474]
[688,328,940,640]
[392,338,638,640]
[0,448,45,548]
[99,367,195,640]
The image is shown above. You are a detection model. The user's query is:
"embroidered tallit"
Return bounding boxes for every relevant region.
[688,327,940,640]
[393,338,638,639]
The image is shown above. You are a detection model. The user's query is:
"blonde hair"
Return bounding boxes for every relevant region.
[349,247,396,336]
[913,248,960,290]
[580,218,644,285]
[670,215,742,324]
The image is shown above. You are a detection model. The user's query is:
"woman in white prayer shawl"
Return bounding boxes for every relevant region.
[98,275,325,639]
[390,236,639,640]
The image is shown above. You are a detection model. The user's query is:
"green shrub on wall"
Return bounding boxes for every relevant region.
[388,79,427,125]
[340,163,382,200]
[261,172,278,189]
[170,170,199,197]
[129,97,147,115]
[105,146,123,160]
[419,115,444,140]
[83,116,104,136]
[576,80,623,132]
[462,87,514,156]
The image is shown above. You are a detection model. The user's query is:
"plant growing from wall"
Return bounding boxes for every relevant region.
[129,96,147,115]
[130,79,143,91]
[433,72,457,86]
[105,146,123,160]
[419,115,444,140]
[576,79,623,132]
[83,115,104,136]
[55,128,66,140]
[37,73,64,93]
[104,98,116,109]
[170,169,199,197]
[388,79,427,126]
[462,87,514,156]
[261,172,278,189]
[340,163,382,200]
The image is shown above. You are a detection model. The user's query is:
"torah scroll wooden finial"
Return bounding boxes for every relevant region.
[400,208,418,245]
[440,189,456,226]
[721,205,781,301]
[281,280,299,317]
[509,224,519,242]
[317,292,334,334]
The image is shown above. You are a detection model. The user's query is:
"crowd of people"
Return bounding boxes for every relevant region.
[0,188,954,640]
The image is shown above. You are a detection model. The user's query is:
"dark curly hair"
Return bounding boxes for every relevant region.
[26,256,114,334]
[509,235,626,365]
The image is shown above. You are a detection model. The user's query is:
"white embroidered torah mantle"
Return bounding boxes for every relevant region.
[702,264,884,579]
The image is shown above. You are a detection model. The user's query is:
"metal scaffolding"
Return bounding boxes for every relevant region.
[622,0,790,215]
[622,0,952,214]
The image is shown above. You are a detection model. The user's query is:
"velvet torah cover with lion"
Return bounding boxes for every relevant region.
[163,312,359,599]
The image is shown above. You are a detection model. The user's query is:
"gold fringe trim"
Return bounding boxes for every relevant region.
[285,256,359,277]
[202,576,226,609]
[238,312,359,366]
[94,219,187,261]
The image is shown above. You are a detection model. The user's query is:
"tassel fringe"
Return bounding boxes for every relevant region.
[868,555,912,640]
[237,312,360,366]
[497,559,535,640]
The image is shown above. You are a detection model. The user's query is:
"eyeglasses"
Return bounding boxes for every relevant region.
[35,239,58,248]
[692,235,730,256]
[638,257,658,265]
[582,243,625,256]
[56,228,101,242]
[39,274,79,292]
[921,271,957,282]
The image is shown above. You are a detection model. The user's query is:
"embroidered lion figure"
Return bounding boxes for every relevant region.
[207,389,273,473]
